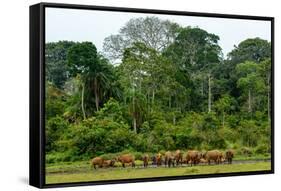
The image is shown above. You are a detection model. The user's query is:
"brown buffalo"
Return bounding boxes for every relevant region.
[204,150,223,165]
[118,154,135,168]
[186,150,201,166]
[221,156,226,163]
[218,151,224,163]
[199,158,208,165]
[91,157,104,169]
[164,151,175,168]
[225,149,235,164]
[151,155,157,165]
[156,153,162,166]
[175,150,183,166]
[102,159,116,168]
[142,154,149,168]
[182,157,188,164]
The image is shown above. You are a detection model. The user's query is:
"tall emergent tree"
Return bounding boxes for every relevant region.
[118,42,178,132]
[227,38,271,64]
[119,42,157,133]
[225,38,271,99]
[164,27,222,112]
[103,16,180,61]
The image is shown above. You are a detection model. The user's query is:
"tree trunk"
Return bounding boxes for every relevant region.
[267,75,271,122]
[173,114,176,125]
[208,74,212,113]
[152,89,155,106]
[132,84,137,133]
[147,93,150,114]
[133,117,137,134]
[248,89,252,113]
[133,97,137,133]
[222,111,225,128]
[94,77,99,111]
[81,83,86,120]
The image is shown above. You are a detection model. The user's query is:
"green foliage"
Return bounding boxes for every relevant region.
[67,42,98,76]
[96,98,124,122]
[46,151,77,163]
[238,120,260,147]
[46,116,69,152]
[68,117,134,158]
[46,83,66,119]
[237,147,253,156]
[228,38,271,64]
[254,144,270,155]
[46,41,75,88]
[67,42,122,116]
[45,18,272,164]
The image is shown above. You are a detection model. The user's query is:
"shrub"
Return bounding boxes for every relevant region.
[202,112,220,130]
[209,137,227,149]
[96,98,125,122]
[132,134,149,152]
[238,120,260,147]
[238,147,253,156]
[99,153,118,160]
[69,117,134,157]
[159,150,166,155]
[255,144,269,155]
[46,116,68,152]
[46,151,75,163]
[226,115,240,129]
[132,152,143,160]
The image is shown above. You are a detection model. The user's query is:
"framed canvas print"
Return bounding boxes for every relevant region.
[29,2,274,188]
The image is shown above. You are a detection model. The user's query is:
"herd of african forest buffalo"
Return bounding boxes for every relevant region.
[91,149,234,169]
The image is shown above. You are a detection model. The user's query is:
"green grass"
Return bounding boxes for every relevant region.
[46,160,144,173]
[46,161,271,184]
[234,154,270,161]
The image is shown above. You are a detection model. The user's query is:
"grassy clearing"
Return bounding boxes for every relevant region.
[46,161,270,184]
[234,155,270,161]
[46,160,144,173]
[46,155,270,174]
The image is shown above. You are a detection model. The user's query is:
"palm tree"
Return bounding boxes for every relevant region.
[86,57,115,112]
[67,42,120,117]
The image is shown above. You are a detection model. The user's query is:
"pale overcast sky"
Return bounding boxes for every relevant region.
[46,7,271,57]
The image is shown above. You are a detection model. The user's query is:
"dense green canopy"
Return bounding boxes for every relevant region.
[45,17,271,163]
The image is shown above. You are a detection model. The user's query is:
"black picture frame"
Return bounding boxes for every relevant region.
[29,2,275,189]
